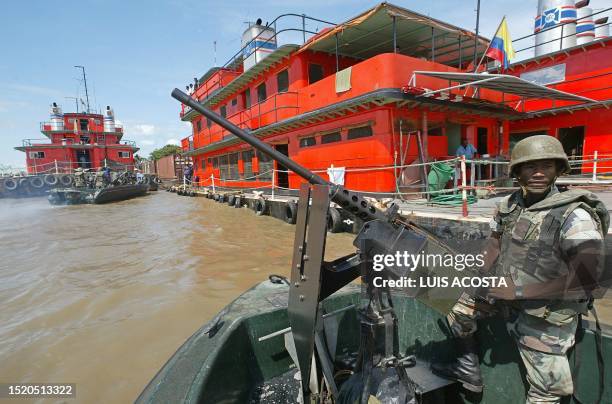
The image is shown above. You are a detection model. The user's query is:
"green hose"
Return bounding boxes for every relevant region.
[430,194,477,206]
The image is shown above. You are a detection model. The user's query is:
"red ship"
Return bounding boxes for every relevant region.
[178,2,611,195]
[15,103,139,174]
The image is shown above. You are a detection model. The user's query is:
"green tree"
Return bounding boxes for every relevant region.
[149,144,182,160]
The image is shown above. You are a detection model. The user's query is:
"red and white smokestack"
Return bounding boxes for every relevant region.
[104,105,116,132]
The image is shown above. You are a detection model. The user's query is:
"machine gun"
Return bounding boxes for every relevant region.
[172,89,464,403]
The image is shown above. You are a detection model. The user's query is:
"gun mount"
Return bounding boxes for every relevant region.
[171,89,462,403]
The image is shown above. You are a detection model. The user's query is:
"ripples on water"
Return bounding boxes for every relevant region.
[0,192,355,402]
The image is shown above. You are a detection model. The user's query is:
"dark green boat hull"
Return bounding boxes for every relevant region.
[137,282,612,403]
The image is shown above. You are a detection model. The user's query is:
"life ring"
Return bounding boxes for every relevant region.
[327,207,343,233]
[29,176,45,189]
[59,175,73,186]
[234,196,242,208]
[227,195,236,206]
[3,178,18,191]
[44,174,59,186]
[285,201,298,224]
[255,198,267,216]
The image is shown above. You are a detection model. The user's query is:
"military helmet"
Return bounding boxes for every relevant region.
[509,135,570,176]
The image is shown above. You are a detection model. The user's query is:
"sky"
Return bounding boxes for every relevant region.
[0,0,607,167]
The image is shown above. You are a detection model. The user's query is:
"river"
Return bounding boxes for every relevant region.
[1,191,610,403]
[0,192,355,403]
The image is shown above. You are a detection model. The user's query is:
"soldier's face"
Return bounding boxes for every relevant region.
[516,159,558,195]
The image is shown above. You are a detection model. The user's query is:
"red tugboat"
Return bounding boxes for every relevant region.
[176,2,611,196]
[15,103,139,174]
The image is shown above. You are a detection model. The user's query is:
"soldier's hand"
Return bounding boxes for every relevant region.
[485,277,516,300]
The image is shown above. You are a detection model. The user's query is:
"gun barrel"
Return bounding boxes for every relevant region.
[171,88,388,223]
[171,89,327,186]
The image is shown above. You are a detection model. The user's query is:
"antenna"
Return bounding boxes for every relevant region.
[74,65,90,113]
[473,0,481,71]
[214,40,217,66]
[65,96,79,113]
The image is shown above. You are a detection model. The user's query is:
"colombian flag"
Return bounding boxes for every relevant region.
[486,17,516,69]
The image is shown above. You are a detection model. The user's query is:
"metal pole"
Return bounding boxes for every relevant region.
[431,27,435,62]
[211,174,216,192]
[458,36,462,68]
[302,14,306,44]
[74,65,90,113]
[592,150,598,182]
[392,16,397,52]
[473,0,481,71]
[335,34,339,72]
[461,155,468,217]
[55,160,58,174]
[271,167,276,199]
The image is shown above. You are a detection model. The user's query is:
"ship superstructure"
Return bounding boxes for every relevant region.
[178,2,611,194]
[15,104,139,174]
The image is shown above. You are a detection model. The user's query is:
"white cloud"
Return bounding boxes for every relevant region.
[131,124,156,136]
[166,139,180,145]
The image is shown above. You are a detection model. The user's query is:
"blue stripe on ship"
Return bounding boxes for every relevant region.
[576,24,595,33]
[560,10,576,19]
[243,40,277,55]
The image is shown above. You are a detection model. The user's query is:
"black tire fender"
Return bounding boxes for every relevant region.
[327,207,343,233]
[234,196,242,208]
[255,198,267,216]
[227,195,236,206]
[29,176,45,189]
[285,201,298,224]
[44,174,59,186]
[4,178,18,191]
[59,175,73,186]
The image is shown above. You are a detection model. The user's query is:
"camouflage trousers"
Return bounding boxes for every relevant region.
[448,293,579,404]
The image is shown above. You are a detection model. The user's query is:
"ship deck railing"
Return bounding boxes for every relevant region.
[40,121,124,135]
[189,152,612,216]
[18,159,137,175]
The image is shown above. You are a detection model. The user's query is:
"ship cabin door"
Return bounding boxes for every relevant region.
[76,150,92,169]
[558,126,584,174]
[274,144,289,190]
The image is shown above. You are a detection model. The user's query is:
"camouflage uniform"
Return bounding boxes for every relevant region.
[447,186,606,403]
[95,169,106,188]
[73,169,85,188]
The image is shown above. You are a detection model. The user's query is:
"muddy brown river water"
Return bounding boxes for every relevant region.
[0,192,354,403]
[0,191,610,403]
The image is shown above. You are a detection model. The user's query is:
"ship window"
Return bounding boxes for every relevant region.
[299,136,317,148]
[256,150,273,181]
[228,153,240,180]
[257,83,267,103]
[212,157,219,168]
[79,119,88,131]
[219,155,229,180]
[94,119,101,125]
[29,151,45,159]
[308,64,324,84]
[201,159,206,170]
[244,88,251,108]
[321,131,341,144]
[118,151,130,158]
[242,150,254,180]
[220,105,227,118]
[231,98,237,106]
[277,70,289,93]
[197,120,202,132]
[347,125,373,140]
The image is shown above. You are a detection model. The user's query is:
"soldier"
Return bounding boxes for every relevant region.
[95,167,106,188]
[432,135,608,403]
[73,167,85,188]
